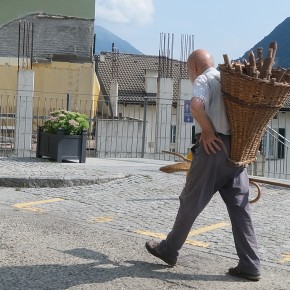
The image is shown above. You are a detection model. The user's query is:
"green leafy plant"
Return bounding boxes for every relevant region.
[43,110,89,135]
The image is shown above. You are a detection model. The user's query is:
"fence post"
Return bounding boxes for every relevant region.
[66,94,71,111]
[15,70,34,157]
[141,97,148,158]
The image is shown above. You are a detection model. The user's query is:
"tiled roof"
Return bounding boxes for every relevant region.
[95,52,188,103]
[95,52,290,109]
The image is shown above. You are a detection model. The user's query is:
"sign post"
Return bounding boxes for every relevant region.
[184,100,193,123]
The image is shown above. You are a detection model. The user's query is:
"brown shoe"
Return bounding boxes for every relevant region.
[145,240,177,266]
[228,267,261,281]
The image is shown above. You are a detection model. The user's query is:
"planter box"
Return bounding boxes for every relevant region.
[36,127,87,163]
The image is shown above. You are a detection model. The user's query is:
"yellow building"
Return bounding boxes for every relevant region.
[0,0,99,126]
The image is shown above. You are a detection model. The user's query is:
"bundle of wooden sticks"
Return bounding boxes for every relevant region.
[219,41,290,165]
[222,41,290,83]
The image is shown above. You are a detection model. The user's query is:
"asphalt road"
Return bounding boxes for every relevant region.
[0,157,289,289]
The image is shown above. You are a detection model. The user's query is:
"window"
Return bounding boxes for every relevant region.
[170,125,176,143]
[278,128,285,159]
[266,128,285,159]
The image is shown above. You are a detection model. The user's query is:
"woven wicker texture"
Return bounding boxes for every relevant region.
[271,68,290,83]
[219,65,290,165]
[220,65,290,107]
[223,95,279,163]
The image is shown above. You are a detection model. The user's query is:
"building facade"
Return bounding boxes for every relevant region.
[0,0,99,119]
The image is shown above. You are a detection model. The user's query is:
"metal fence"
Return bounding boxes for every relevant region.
[248,114,290,180]
[1,92,290,180]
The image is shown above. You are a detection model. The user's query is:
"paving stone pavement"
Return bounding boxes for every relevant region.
[0,157,290,289]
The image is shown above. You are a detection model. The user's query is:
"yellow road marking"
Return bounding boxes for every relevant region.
[94,216,114,223]
[14,198,64,213]
[135,230,209,248]
[136,222,229,248]
[188,222,230,237]
[185,239,208,247]
[135,230,167,240]
[280,254,290,263]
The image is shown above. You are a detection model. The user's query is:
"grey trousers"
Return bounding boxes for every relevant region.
[159,134,261,274]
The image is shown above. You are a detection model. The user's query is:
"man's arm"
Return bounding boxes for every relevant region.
[190,97,222,155]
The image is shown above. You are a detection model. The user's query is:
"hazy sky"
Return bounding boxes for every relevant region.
[95,0,290,65]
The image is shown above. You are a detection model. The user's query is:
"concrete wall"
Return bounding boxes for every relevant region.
[155,78,174,153]
[96,119,147,156]
[118,104,157,153]
[0,59,100,130]
[0,14,94,60]
[0,0,99,123]
[114,101,194,156]
[0,59,18,95]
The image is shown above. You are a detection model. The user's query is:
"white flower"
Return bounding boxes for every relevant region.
[69,119,79,127]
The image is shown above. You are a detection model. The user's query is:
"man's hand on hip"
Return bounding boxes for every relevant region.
[200,130,223,155]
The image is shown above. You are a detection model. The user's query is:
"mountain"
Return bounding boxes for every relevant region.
[94,25,143,55]
[239,17,290,68]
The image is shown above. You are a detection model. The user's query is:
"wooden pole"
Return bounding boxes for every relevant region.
[249,177,290,189]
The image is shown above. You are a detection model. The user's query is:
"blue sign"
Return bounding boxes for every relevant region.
[184,100,193,123]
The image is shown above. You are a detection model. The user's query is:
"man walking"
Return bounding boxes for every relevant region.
[145,49,261,282]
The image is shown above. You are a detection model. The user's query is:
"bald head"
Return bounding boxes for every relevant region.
[187,49,214,81]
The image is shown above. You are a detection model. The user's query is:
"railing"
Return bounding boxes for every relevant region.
[1,92,290,180]
[262,125,290,179]
[248,113,290,180]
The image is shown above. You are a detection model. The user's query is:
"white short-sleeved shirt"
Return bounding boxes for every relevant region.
[192,67,231,135]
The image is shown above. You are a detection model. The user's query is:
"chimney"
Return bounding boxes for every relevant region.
[144,69,158,95]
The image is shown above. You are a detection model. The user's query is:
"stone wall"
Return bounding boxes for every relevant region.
[0,14,94,62]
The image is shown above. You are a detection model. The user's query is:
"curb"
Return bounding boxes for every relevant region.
[0,175,129,188]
